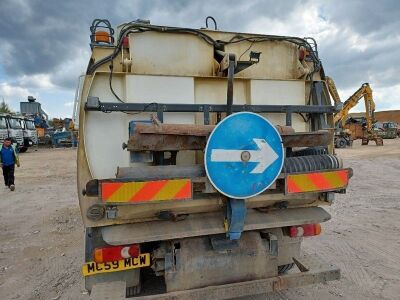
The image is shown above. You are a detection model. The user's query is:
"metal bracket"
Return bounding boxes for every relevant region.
[324,192,335,203]
[225,198,246,240]
[266,233,278,256]
[105,206,118,219]
[86,96,100,109]
[128,120,154,163]
[210,235,239,251]
[293,257,310,272]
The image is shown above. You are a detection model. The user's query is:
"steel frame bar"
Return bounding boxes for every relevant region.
[85,99,335,126]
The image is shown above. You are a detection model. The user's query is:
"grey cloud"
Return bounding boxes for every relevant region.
[0,1,83,74]
[311,0,399,90]
[0,0,301,89]
[0,0,399,106]
[322,0,400,36]
[319,33,400,89]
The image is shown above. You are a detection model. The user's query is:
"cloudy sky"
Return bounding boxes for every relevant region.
[0,0,399,118]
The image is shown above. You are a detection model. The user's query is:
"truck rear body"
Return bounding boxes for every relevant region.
[77,19,352,298]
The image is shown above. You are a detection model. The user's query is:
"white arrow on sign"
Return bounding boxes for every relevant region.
[210,138,279,174]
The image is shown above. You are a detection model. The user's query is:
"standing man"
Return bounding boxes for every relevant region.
[0,137,20,191]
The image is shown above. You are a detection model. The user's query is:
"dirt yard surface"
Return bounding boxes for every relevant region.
[1,139,400,300]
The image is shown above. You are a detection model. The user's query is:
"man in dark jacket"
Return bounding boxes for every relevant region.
[0,138,20,191]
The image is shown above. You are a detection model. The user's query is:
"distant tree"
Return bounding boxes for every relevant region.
[0,98,13,114]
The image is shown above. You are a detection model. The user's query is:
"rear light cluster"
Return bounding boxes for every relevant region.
[94,244,140,263]
[288,223,321,237]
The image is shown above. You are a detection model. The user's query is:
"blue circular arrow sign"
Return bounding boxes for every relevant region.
[205,112,284,199]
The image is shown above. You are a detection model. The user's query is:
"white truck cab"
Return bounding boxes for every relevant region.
[6,116,24,150]
[0,115,8,142]
[19,117,38,151]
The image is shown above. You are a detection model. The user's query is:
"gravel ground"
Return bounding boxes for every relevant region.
[0,139,399,300]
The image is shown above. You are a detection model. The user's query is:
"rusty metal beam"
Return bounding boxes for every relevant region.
[127,134,205,151]
[282,130,333,148]
[101,207,331,245]
[107,254,339,300]
[134,123,295,136]
[139,269,340,300]
[135,123,216,136]
[126,129,332,151]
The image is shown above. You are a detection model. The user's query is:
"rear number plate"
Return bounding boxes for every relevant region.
[82,253,150,276]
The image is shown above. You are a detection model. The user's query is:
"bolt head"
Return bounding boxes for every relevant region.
[241,151,251,162]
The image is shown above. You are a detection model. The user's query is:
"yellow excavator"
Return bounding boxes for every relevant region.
[326,77,383,148]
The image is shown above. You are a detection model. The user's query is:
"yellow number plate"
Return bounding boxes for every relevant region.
[82,253,150,277]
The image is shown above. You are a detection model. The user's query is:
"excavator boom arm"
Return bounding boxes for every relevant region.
[333,83,376,133]
[325,76,342,108]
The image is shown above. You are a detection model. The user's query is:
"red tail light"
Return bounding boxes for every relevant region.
[94,244,140,263]
[288,223,321,237]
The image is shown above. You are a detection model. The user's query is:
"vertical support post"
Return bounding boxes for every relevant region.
[226,54,236,116]
[225,198,246,240]
[157,104,164,123]
[156,104,164,165]
[311,81,328,130]
[216,112,222,124]
[285,109,293,157]
[286,110,292,126]
[204,105,210,125]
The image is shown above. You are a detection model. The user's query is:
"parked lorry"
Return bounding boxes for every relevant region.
[0,114,24,150]
[376,121,399,139]
[77,18,353,299]
[0,114,8,142]
[0,114,37,152]
[17,116,38,152]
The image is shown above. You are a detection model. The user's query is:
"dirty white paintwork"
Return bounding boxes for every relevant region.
[78,26,325,227]
[85,75,305,178]
[250,79,307,132]
[86,75,195,178]
[129,31,215,77]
